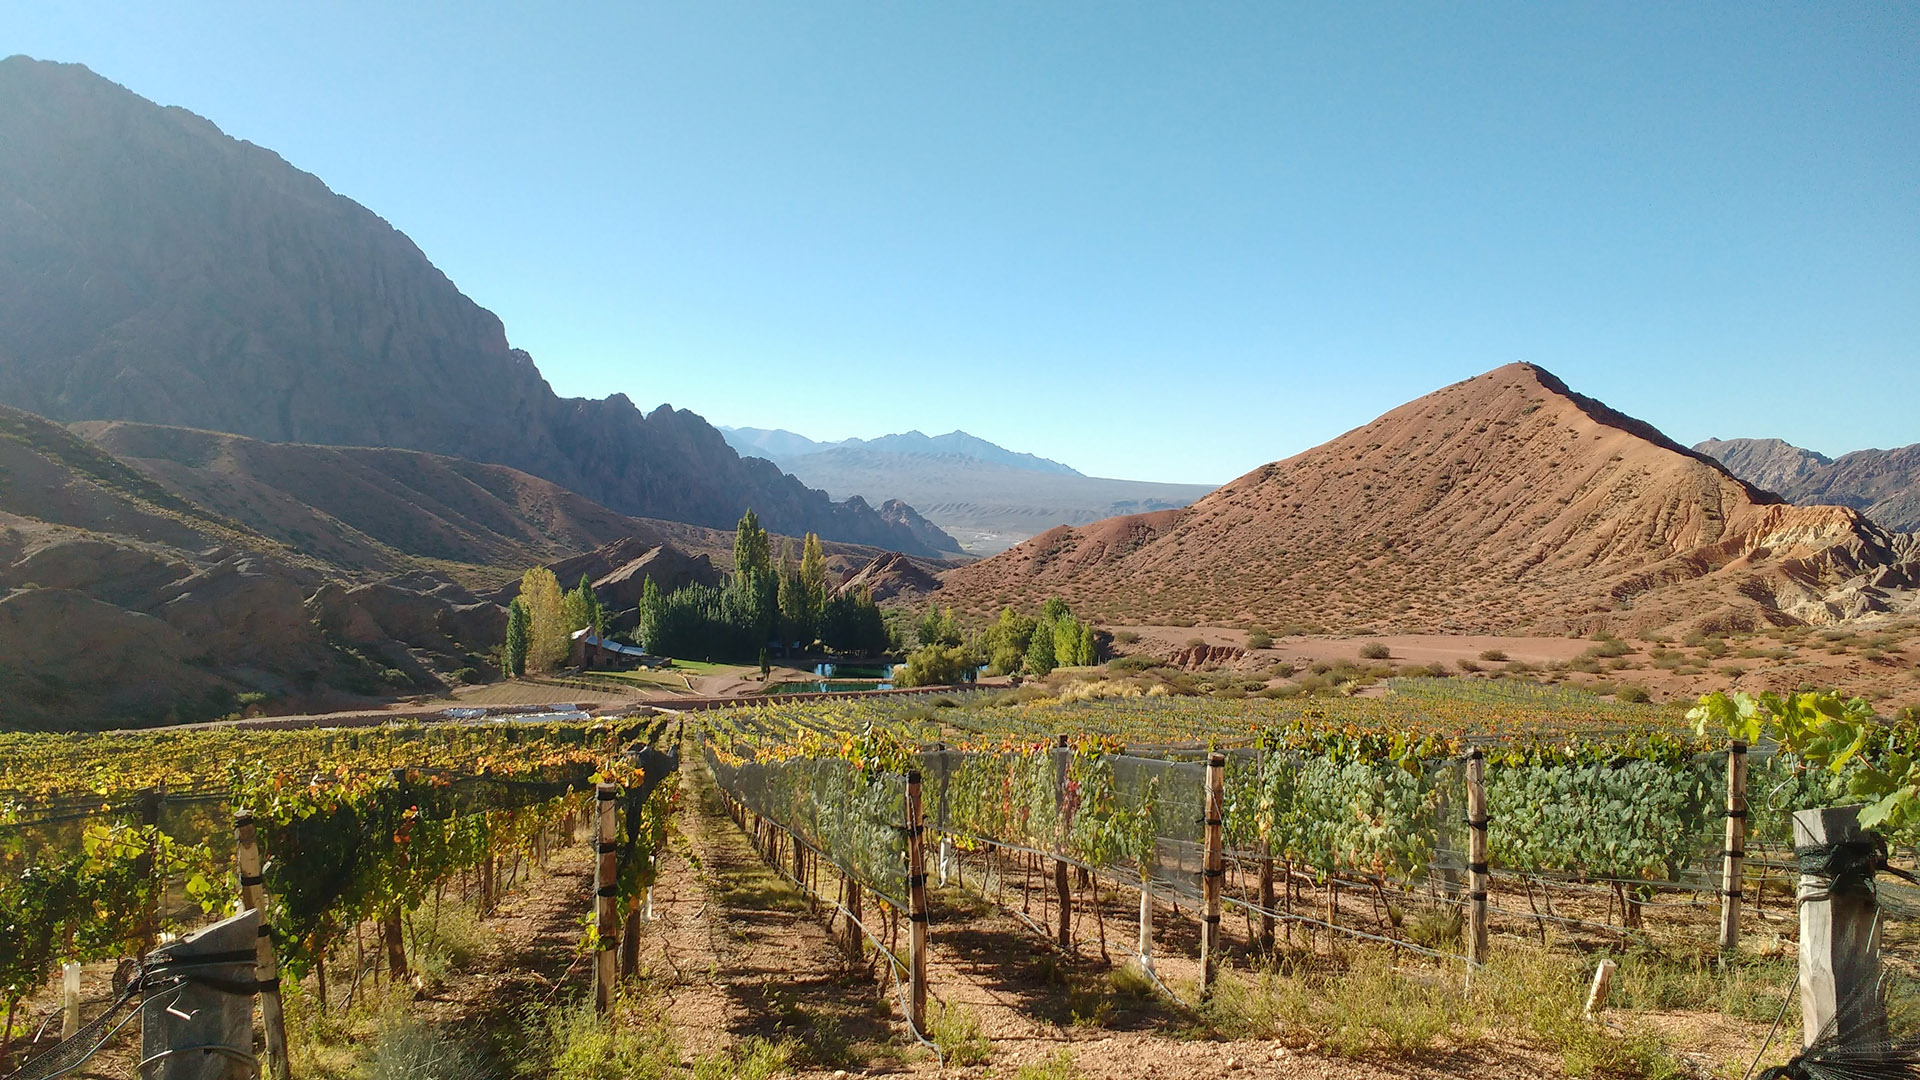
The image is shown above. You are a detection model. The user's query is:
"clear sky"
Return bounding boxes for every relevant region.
[8,3,1916,483]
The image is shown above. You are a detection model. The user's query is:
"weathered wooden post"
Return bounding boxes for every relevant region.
[594,783,620,1014]
[140,909,258,1080]
[1053,734,1073,951]
[1258,851,1276,952]
[1720,740,1748,952]
[136,788,162,952]
[383,769,408,981]
[1584,959,1618,1020]
[1794,806,1883,1047]
[1466,749,1489,969]
[234,810,291,1080]
[1200,752,1225,993]
[843,877,864,965]
[905,769,929,1032]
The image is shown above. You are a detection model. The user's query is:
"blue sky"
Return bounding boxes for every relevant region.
[8,3,1916,484]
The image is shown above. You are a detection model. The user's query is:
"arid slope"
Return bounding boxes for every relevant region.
[939,365,1918,634]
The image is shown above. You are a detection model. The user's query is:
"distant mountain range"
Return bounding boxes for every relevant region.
[0,56,955,558]
[725,427,1082,476]
[1695,438,1920,534]
[938,365,1919,633]
[721,426,1214,554]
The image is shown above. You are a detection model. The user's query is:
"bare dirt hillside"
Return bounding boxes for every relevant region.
[0,406,926,729]
[938,364,1919,635]
[79,420,756,593]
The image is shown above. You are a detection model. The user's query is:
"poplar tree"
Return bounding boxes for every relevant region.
[504,599,531,676]
[520,567,568,673]
[799,532,829,625]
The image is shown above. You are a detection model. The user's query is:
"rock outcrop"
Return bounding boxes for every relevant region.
[1697,437,1920,533]
[836,552,944,604]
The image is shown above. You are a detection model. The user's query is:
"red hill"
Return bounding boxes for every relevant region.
[938,365,1917,634]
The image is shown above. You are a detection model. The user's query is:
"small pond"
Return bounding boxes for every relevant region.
[765,679,893,694]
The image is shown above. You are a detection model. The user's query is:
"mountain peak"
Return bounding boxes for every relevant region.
[939,364,1911,633]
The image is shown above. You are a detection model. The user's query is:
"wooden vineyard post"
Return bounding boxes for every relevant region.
[234,810,291,1080]
[1258,848,1276,952]
[383,769,408,981]
[1794,806,1883,1047]
[1720,740,1748,953]
[1584,959,1618,1020]
[844,877,864,966]
[594,783,619,1014]
[905,770,929,1033]
[1466,749,1489,970]
[1053,734,1073,951]
[1200,752,1225,993]
[140,909,259,1080]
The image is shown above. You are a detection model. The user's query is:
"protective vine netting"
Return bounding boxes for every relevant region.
[918,746,1207,896]
[705,746,910,905]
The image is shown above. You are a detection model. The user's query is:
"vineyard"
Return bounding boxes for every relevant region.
[5,679,1918,1078]
[0,716,678,1078]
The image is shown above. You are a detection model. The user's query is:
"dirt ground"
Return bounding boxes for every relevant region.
[1113,622,1920,709]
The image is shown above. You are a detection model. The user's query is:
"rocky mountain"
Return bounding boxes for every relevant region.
[722,426,1213,555]
[835,552,945,605]
[0,56,955,558]
[937,365,1920,634]
[0,402,933,729]
[1697,437,1920,534]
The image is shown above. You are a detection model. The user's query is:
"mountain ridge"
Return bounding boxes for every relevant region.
[722,426,1082,476]
[721,425,1214,554]
[1697,437,1920,534]
[0,55,956,557]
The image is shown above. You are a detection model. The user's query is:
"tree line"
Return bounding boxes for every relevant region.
[637,511,889,664]
[896,597,1100,687]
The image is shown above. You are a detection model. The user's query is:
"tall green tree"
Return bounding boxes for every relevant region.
[917,607,962,648]
[733,510,772,579]
[562,575,603,637]
[503,599,531,677]
[1024,623,1057,676]
[520,567,568,673]
[799,532,829,623]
